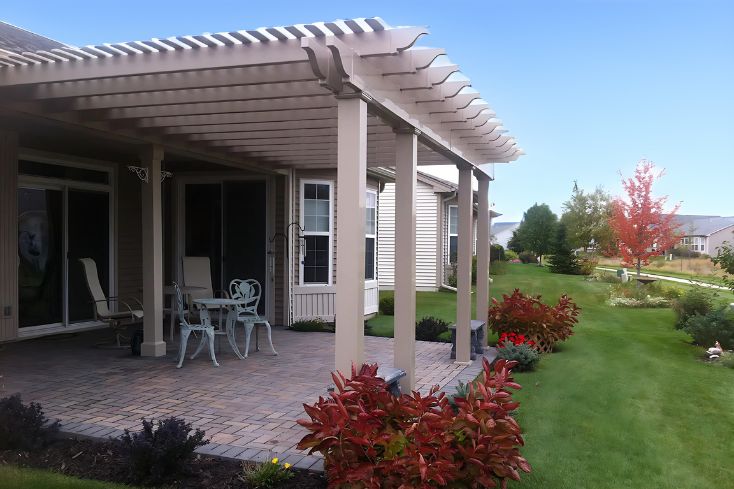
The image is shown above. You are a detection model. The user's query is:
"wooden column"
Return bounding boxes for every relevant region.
[393,129,418,390]
[140,145,166,357]
[455,166,473,363]
[0,131,18,342]
[475,173,491,342]
[334,95,367,374]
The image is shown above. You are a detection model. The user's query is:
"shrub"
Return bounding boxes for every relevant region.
[504,249,519,261]
[672,246,701,259]
[415,316,450,342]
[446,264,458,288]
[672,287,716,329]
[240,457,294,488]
[490,244,506,262]
[379,295,395,315]
[0,394,59,450]
[721,352,734,369]
[489,260,508,275]
[682,308,734,350]
[488,289,581,352]
[298,359,531,488]
[497,342,540,372]
[120,417,208,485]
[290,318,331,332]
[577,254,599,275]
[518,251,537,264]
[586,271,620,283]
[497,332,536,348]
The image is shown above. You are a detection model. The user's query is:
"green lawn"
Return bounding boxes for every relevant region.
[0,466,136,489]
[371,264,733,488]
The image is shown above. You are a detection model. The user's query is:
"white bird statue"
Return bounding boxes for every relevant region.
[707,341,723,358]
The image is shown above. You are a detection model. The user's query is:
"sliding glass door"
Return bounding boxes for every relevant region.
[183,179,268,315]
[18,178,112,330]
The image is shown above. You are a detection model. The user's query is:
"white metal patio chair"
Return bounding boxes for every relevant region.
[79,258,143,348]
[173,281,219,368]
[229,279,278,357]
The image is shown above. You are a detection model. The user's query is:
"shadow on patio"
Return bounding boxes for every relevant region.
[0,326,493,469]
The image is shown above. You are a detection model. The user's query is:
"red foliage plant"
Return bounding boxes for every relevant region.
[488,289,581,346]
[609,159,681,275]
[297,359,530,489]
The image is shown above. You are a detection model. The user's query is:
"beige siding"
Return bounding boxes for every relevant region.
[273,175,286,326]
[378,180,440,290]
[708,226,734,254]
[117,168,143,302]
[0,132,18,341]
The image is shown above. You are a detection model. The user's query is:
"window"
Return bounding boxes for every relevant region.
[301,181,332,285]
[365,190,377,280]
[448,205,458,263]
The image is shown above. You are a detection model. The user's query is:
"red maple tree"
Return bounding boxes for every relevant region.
[609,159,681,276]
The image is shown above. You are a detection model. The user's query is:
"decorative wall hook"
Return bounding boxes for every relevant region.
[127,165,174,183]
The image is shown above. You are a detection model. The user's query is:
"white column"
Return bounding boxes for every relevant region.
[334,95,367,374]
[140,145,166,357]
[455,165,473,363]
[393,129,418,390]
[475,174,490,342]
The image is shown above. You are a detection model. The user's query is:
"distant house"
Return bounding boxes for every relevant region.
[673,215,734,255]
[375,169,500,291]
[491,222,521,249]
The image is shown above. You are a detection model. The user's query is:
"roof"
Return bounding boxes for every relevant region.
[0,21,67,55]
[0,17,522,171]
[674,215,734,236]
[491,221,521,234]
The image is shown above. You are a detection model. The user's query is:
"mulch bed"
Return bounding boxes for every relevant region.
[0,437,326,488]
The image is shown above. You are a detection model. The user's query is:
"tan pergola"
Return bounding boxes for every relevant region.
[0,17,522,389]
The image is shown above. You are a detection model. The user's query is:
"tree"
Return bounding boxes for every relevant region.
[548,223,580,275]
[711,239,734,292]
[560,182,615,252]
[513,203,558,265]
[609,160,681,277]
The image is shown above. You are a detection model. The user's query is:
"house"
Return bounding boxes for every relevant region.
[491,221,521,249]
[673,215,734,255]
[374,168,501,291]
[0,17,523,389]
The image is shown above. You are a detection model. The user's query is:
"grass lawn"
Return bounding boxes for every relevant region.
[371,264,733,488]
[0,466,136,489]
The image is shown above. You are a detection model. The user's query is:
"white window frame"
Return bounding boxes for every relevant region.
[300,179,334,286]
[365,189,377,281]
[448,204,458,263]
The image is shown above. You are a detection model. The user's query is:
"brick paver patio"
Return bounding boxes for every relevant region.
[0,327,495,470]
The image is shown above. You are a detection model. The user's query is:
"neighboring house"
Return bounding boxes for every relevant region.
[491,221,521,249]
[0,17,522,382]
[673,215,734,255]
[375,169,500,291]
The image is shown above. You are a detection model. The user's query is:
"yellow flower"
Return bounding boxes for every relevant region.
[271,457,279,464]
[284,463,292,469]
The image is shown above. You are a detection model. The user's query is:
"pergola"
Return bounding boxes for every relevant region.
[0,17,522,389]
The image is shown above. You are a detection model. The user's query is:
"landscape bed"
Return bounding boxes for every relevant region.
[0,437,326,489]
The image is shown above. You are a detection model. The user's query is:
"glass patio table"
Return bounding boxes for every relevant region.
[193,298,246,360]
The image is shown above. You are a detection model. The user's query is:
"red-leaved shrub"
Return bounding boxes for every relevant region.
[297,358,530,488]
[488,289,581,352]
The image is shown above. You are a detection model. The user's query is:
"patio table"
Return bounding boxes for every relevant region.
[163,285,206,343]
[193,297,246,360]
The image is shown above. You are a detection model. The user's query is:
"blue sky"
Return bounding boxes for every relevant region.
[4,0,732,221]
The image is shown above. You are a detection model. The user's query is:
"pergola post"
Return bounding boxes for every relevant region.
[475,174,491,342]
[393,128,418,391]
[140,145,166,357]
[334,95,367,374]
[455,165,474,363]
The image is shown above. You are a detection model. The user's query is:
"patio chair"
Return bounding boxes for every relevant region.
[182,256,227,325]
[229,279,278,357]
[79,258,143,348]
[173,281,219,368]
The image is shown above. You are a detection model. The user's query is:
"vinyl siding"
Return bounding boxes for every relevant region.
[0,132,18,341]
[117,169,143,303]
[378,179,439,290]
